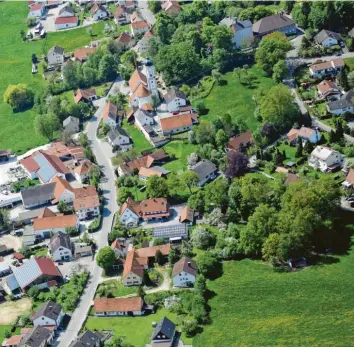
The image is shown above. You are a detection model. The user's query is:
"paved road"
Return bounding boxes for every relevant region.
[137,0,155,25]
[58,97,118,347]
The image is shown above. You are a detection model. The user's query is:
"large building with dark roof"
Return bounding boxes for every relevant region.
[20,183,56,209]
[253,13,296,37]
[31,301,64,328]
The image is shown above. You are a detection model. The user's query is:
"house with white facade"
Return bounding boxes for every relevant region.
[287,126,321,144]
[49,231,73,262]
[308,146,344,172]
[115,32,134,50]
[316,80,341,100]
[102,102,121,128]
[90,3,108,21]
[137,31,154,53]
[122,248,144,286]
[114,6,132,25]
[28,4,45,18]
[130,19,149,37]
[94,297,144,316]
[315,29,342,47]
[63,116,79,133]
[107,126,132,152]
[220,17,253,48]
[309,59,345,77]
[163,89,187,112]
[58,3,74,17]
[190,160,218,186]
[327,90,354,115]
[51,176,75,204]
[47,46,64,66]
[74,186,100,220]
[159,113,198,136]
[55,16,78,30]
[73,161,92,183]
[31,301,64,328]
[172,257,198,288]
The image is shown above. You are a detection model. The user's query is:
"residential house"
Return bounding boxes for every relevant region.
[161,0,181,15]
[20,183,56,209]
[226,131,253,153]
[2,335,23,347]
[94,297,144,316]
[309,146,344,172]
[133,108,155,137]
[159,113,195,136]
[47,46,64,66]
[73,47,97,62]
[51,176,75,204]
[309,59,345,77]
[107,127,132,152]
[102,102,121,128]
[58,3,74,17]
[315,29,342,47]
[138,166,170,181]
[190,159,218,186]
[163,89,187,112]
[119,197,170,227]
[115,32,134,50]
[153,223,188,242]
[220,17,253,48]
[90,3,108,21]
[134,244,171,265]
[22,227,36,246]
[252,13,296,37]
[342,169,354,188]
[118,0,136,9]
[4,257,62,294]
[137,31,154,54]
[316,80,341,99]
[73,243,93,258]
[55,16,78,30]
[122,249,144,286]
[74,186,100,220]
[287,126,320,144]
[48,231,73,262]
[69,330,104,347]
[111,239,125,258]
[43,141,85,161]
[0,263,12,278]
[18,326,54,347]
[179,206,195,225]
[29,4,45,17]
[73,161,92,183]
[130,19,149,37]
[327,90,354,115]
[172,257,197,288]
[74,88,97,104]
[63,116,80,133]
[33,210,78,238]
[31,301,64,328]
[114,6,131,25]
[150,317,176,346]
[117,150,169,176]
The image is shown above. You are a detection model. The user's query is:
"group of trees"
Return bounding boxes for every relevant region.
[4,84,34,111]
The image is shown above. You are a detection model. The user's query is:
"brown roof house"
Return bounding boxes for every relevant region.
[74,88,97,104]
[309,59,344,78]
[253,13,296,37]
[172,257,197,288]
[90,3,108,21]
[73,160,92,184]
[73,47,97,62]
[114,6,132,25]
[179,206,195,225]
[74,186,100,221]
[316,80,341,99]
[138,166,170,182]
[287,126,320,144]
[115,32,134,50]
[342,168,354,188]
[119,197,170,227]
[122,249,144,286]
[94,297,144,316]
[159,113,198,136]
[102,101,122,128]
[226,131,253,153]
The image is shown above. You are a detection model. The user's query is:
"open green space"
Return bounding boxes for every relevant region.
[194,236,354,347]
[96,279,137,298]
[345,57,354,71]
[122,121,152,155]
[0,326,20,344]
[85,308,192,347]
[196,67,275,131]
[162,141,198,173]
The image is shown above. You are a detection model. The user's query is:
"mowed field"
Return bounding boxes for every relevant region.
[0,2,110,154]
[193,243,354,347]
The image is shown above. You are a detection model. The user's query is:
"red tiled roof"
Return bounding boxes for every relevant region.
[33,213,77,231]
[13,252,25,261]
[94,297,143,313]
[116,32,132,45]
[135,244,171,258]
[36,257,62,277]
[74,47,96,61]
[123,249,144,279]
[21,156,40,173]
[55,16,78,24]
[74,88,96,103]
[160,113,193,131]
[227,131,253,152]
[51,176,74,203]
[73,186,100,211]
[345,169,354,185]
[30,3,44,11]
[2,335,23,346]
[131,20,149,29]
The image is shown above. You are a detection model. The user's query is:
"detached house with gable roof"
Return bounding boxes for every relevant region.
[31,301,64,328]
[90,3,108,21]
[327,90,354,115]
[48,231,73,262]
[122,249,144,286]
[287,126,320,144]
[252,13,296,38]
[315,29,342,47]
[130,19,149,36]
[309,59,345,77]
[107,127,132,151]
[159,113,196,136]
[137,31,154,53]
[163,89,187,112]
[316,80,341,100]
[74,186,100,220]
[114,5,132,25]
[150,317,176,346]
[47,46,64,66]
[172,257,197,287]
[94,297,145,316]
[190,159,218,186]
[102,101,122,128]
[74,88,97,104]
[63,116,80,133]
[73,161,92,183]
[309,146,344,172]
[220,17,253,48]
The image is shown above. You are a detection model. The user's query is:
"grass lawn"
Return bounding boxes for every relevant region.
[277,142,297,163]
[345,57,354,71]
[33,246,48,257]
[193,236,354,347]
[85,308,192,347]
[0,326,20,343]
[122,121,152,155]
[96,279,137,298]
[196,67,275,131]
[162,141,198,173]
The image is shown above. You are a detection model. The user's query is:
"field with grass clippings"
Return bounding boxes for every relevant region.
[194,237,354,347]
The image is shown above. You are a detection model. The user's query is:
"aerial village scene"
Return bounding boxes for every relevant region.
[0,0,354,346]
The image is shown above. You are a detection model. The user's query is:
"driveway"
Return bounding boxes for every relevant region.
[57,256,94,277]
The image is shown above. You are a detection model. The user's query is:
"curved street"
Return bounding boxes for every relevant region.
[58,97,118,347]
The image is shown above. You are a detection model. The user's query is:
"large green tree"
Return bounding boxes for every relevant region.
[180,171,199,193]
[35,113,60,141]
[96,246,116,270]
[146,176,169,198]
[4,84,34,111]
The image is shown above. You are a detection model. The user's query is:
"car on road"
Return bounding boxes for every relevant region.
[346,196,354,202]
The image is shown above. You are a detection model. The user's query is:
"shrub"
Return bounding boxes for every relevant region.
[88,215,102,233]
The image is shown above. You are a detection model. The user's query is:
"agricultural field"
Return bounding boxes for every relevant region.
[194,236,354,347]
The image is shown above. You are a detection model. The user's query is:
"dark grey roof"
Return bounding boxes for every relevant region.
[18,208,43,222]
[151,317,176,341]
[48,45,64,56]
[21,183,56,206]
[78,330,103,346]
[63,116,79,127]
[59,4,74,16]
[19,326,51,347]
[49,231,72,253]
[253,14,295,35]
[134,109,154,124]
[314,29,342,44]
[32,301,62,321]
[234,18,252,31]
[349,28,354,38]
[108,126,129,142]
[172,257,198,277]
[153,223,188,239]
[190,159,218,181]
[164,89,187,104]
[328,90,354,110]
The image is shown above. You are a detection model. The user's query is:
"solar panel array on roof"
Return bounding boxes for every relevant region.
[34,153,57,183]
[153,223,188,239]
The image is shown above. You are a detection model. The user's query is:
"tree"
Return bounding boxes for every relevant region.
[88,163,100,179]
[338,67,349,91]
[0,209,10,231]
[35,113,60,141]
[195,120,213,144]
[295,139,303,157]
[197,252,220,278]
[4,84,34,111]
[188,190,205,213]
[155,250,164,265]
[239,204,278,256]
[99,54,117,81]
[154,12,176,44]
[348,71,354,89]
[234,67,242,81]
[194,274,207,294]
[204,179,229,212]
[255,32,293,75]
[180,171,199,193]
[272,60,288,83]
[20,29,26,41]
[27,285,40,299]
[262,233,287,264]
[168,247,179,265]
[194,100,208,116]
[96,246,116,270]
[153,238,165,246]
[226,151,249,178]
[191,227,215,249]
[187,153,199,167]
[137,286,146,298]
[58,201,73,214]
[118,187,131,205]
[148,0,161,13]
[304,140,314,154]
[146,176,169,198]
[215,129,228,148]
